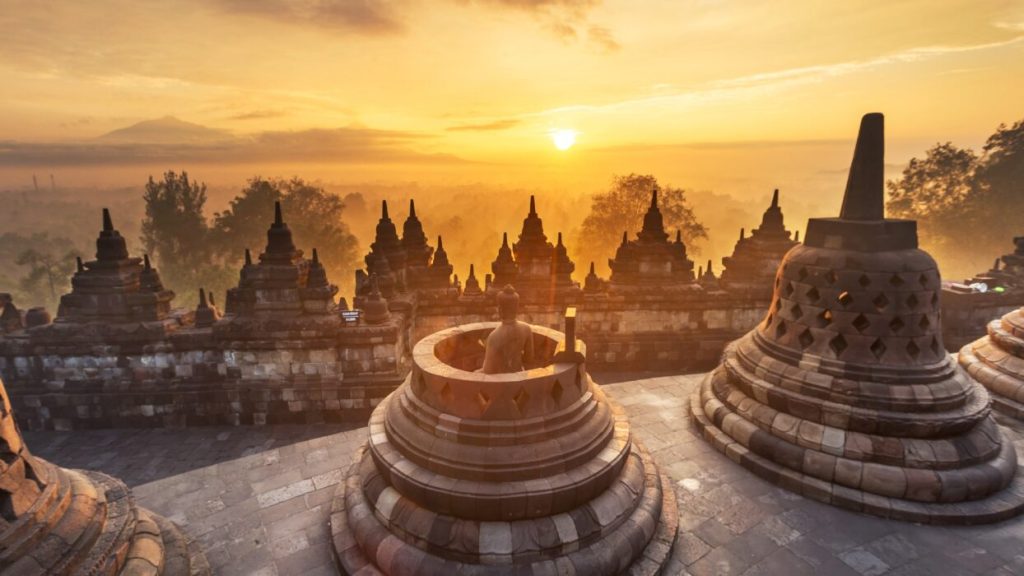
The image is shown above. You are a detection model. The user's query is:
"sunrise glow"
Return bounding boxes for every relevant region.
[550,129,577,151]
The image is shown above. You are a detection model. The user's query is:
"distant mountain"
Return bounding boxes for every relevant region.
[97,116,232,144]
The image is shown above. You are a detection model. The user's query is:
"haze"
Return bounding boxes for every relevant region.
[1,0,1023,287]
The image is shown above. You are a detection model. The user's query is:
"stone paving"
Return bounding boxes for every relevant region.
[25,374,1024,576]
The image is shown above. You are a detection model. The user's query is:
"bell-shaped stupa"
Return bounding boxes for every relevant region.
[690,113,1024,524]
[960,306,1024,418]
[0,375,208,574]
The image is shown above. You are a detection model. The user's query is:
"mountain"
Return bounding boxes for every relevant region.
[97,116,232,145]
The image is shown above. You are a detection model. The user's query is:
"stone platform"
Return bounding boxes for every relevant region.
[24,374,1024,576]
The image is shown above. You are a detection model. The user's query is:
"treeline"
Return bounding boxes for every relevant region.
[141,172,361,307]
[888,119,1024,280]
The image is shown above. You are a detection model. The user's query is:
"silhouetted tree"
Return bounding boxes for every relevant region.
[212,177,360,294]
[887,119,1024,278]
[141,171,228,305]
[975,120,1024,244]
[576,174,707,271]
[16,241,79,309]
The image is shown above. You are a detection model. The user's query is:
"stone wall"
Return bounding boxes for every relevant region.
[941,289,1024,351]
[411,292,768,373]
[0,315,408,430]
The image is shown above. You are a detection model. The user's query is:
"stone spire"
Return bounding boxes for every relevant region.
[56,208,175,323]
[584,261,604,293]
[401,198,433,269]
[637,187,668,243]
[462,264,483,297]
[261,201,302,265]
[512,195,552,271]
[425,235,453,290]
[691,112,1024,524]
[224,202,338,317]
[361,274,390,325]
[139,253,166,292]
[306,248,330,289]
[550,232,575,286]
[195,287,217,328]
[608,189,694,289]
[720,189,797,291]
[362,199,406,296]
[840,112,885,221]
[491,232,518,288]
[96,207,130,261]
[432,235,450,268]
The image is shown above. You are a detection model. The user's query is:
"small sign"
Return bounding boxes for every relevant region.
[341,310,361,324]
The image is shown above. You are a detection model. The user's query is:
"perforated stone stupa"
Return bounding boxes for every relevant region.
[960,307,1024,419]
[0,375,208,574]
[690,113,1024,524]
[329,302,678,574]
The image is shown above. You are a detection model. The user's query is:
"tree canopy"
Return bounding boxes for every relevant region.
[576,173,707,271]
[887,119,1024,279]
[212,177,360,294]
[141,171,226,305]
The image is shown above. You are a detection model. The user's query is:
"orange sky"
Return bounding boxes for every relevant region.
[0,0,1022,203]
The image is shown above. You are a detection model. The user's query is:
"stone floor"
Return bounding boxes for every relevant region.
[25,374,1024,576]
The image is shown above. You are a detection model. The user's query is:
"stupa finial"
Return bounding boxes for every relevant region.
[839,113,885,221]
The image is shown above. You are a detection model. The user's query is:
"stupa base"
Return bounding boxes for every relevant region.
[690,376,1024,525]
[329,443,679,576]
[960,340,1024,420]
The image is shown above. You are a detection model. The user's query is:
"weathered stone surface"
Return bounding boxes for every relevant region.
[0,204,406,431]
[329,311,679,574]
[690,112,1024,524]
[960,306,1024,419]
[0,374,208,575]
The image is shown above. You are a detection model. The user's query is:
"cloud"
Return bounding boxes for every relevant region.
[446,119,522,132]
[524,34,1024,118]
[462,0,613,48]
[212,0,405,34]
[227,109,289,121]
[0,123,466,166]
[587,25,619,52]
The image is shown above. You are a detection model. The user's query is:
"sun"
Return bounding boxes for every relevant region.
[549,129,577,151]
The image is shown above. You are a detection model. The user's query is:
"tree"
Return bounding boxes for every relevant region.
[212,177,360,295]
[887,143,981,270]
[886,119,1024,280]
[15,241,79,309]
[974,120,1024,245]
[576,173,707,271]
[141,171,226,306]
[887,143,979,221]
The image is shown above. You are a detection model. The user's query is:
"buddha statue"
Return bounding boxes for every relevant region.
[481,285,534,373]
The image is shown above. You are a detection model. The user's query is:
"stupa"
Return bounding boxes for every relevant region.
[56,209,175,324]
[222,202,339,318]
[0,374,208,574]
[329,292,678,574]
[720,189,799,293]
[485,197,582,303]
[960,307,1024,418]
[402,200,438,291]
[358,200,407,298]
[608,189,696,292]
[690,113,1024,524]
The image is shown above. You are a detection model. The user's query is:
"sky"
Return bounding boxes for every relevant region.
[0,0,1022,204]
